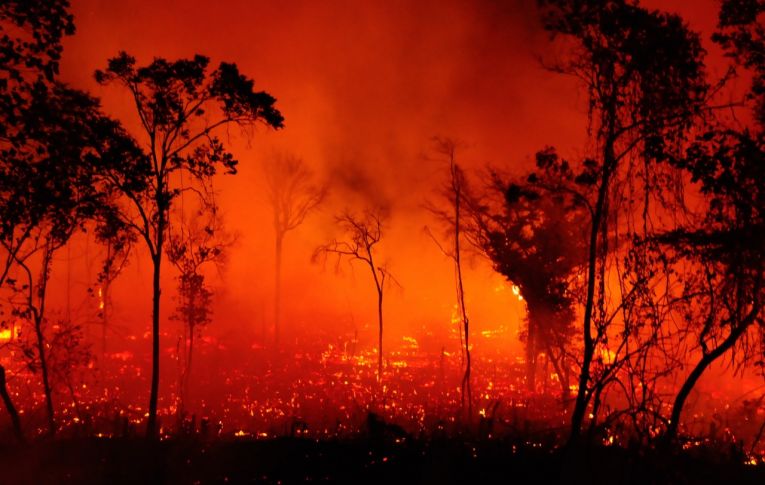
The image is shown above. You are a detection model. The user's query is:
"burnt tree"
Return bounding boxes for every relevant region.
[537,0,708,442]
[314,210,393,383]
[263,153,325,347]
[425,138,474,418]
[95,52,283,437]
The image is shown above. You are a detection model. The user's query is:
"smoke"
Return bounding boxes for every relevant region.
[48,0,720,363]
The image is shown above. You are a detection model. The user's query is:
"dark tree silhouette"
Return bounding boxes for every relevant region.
[473,148,589,398]
[658,0,765,441]
[537,0,708,442]
[95,52,283,437]
[263,152,325,347]
[0,365,23,443]
[1,0,75,287]
[425,138,474,418]
[0,85,136,437]
[0,0,81,265]
[0,86,138,437]
[0,0,74,139]
[314,210,393,383]
[0,0,125,440]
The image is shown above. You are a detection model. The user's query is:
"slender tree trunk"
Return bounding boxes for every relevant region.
[102,281,109,356]
[568,197,602,443]
[665,322,750,441]
[32,246,56,437]
[377,288,383,383]
[146,178,167,438]
[147,251,162,438]
[461,326,472,418]
[185,324,195,409]
[453,167,472,419]
[569,133,615,444]
[546,343,570,401]
[526,318,537,392]
[0,365,24,443]
[33,313,55,437]
[274,232,283,347]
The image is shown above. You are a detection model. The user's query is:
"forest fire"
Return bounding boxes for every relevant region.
[2,0,765,483]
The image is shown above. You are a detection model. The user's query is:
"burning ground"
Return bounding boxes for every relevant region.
[2,0,765,483]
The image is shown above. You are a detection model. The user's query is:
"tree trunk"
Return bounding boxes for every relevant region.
[452,160,472,418]
[102,280,109,357]
[377,288,383,383]
[147,252,162,438]
[546,343,570,401]
[461,327,472,418]
[30,243,57,437]
[0,365,24,444]
[185,324,195,410]
[569,134,615,444]
[33,314,55,437]
[526,319,537,392]
[274,233,283,347]
[665,322,749,441]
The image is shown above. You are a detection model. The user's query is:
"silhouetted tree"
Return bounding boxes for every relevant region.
[1,0,75,287]
[0,84,138,437]
[0,0,74,149]
[263,152,325,347]
[314,210,393,383]
[0,0,130,440]
[659,0,765,442]
[473,148,589,398]
[425,138,474,418]
[94,52,283,437]
[0,84,137,438]
[537,0,708,442]
[0,365,23,443]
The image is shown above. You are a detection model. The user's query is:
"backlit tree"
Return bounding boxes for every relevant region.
[95,52,283,437]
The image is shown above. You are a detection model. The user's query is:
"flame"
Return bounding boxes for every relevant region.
[402,336,418,349]
[0,323,19,341]
[597,347,616,364]
[506,283,523,301]
[450,304,461,326]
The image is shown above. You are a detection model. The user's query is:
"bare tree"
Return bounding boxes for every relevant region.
[95,52,283,437]
[425,138,473,418]
[263,153,325,346]
[314,210,393,383]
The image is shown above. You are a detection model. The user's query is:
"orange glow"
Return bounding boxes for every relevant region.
[3,2,765,470]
